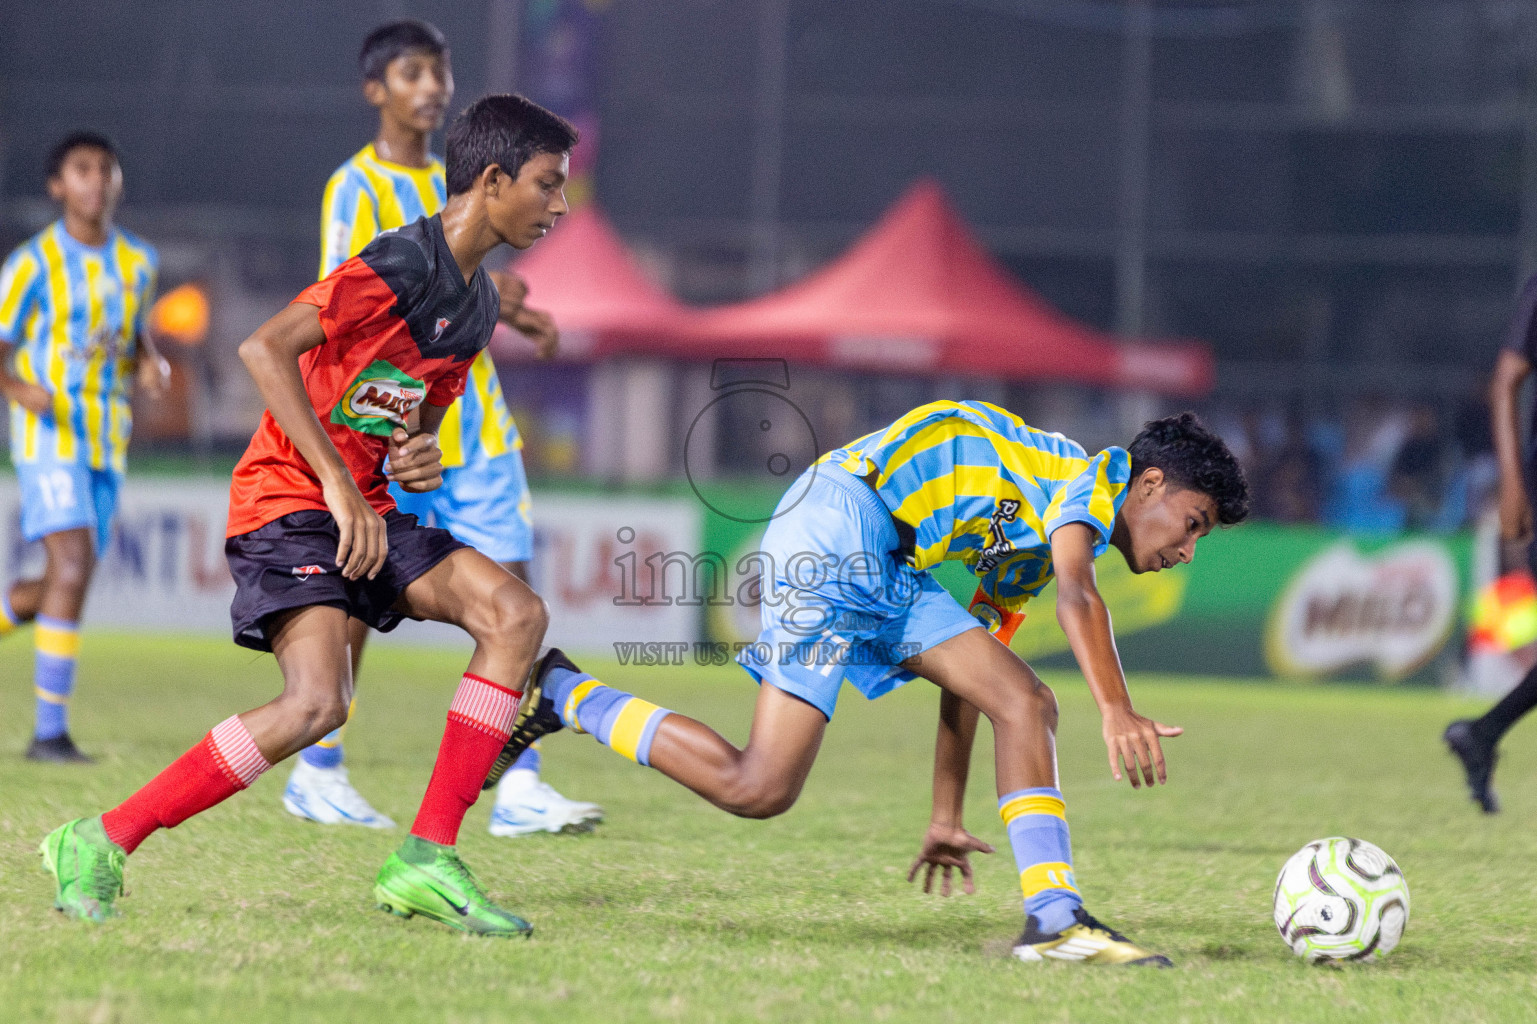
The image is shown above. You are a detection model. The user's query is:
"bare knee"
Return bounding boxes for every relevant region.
[277,689,350,746]
[46,538,95,591]
[718,772,801,820]
[990,677,1059,735]
[470,583,549,650]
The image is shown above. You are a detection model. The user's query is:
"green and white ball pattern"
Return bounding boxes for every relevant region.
[1273,837,1409,962]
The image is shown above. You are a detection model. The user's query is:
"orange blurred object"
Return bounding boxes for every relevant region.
[150,283,210,345]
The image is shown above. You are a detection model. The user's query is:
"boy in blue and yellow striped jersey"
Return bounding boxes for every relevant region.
[0,132,169,763]
[489,401,1249,965]
[282,20,601,835]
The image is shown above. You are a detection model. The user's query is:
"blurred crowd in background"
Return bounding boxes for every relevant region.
[1209,396,1498,534]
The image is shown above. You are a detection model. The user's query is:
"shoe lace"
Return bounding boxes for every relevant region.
[1075,909,1131,944]
[85,847,126,901]
[438,852,489,902]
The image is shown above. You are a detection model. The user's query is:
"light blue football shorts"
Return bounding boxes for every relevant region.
[737,463,983,720]
[15,455,121,555]
[390,448,534,565]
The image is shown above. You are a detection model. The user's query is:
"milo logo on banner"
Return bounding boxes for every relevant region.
[1265,540,1458,681]
[330,360,426,436]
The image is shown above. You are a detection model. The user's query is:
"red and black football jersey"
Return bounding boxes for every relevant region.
[227,215,499,537]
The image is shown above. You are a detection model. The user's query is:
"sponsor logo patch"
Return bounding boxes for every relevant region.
[291,564,326,580]
[329,359,426,436]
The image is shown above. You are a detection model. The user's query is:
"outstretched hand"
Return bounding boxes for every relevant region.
[907,823,995,897]
[1101,704,1182,788]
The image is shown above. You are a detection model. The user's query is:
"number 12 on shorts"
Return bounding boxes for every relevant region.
[37,470,77,511]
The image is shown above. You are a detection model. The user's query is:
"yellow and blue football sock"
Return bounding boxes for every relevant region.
[0,589,18,636]
[1000,787,1082,933]
[300,699,354,769]
[511,741,542,774]
[33,615,80,741]
[544,665,670,766]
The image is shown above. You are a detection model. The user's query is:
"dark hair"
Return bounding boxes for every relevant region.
[359,19,448,82]
[444,94,578,195]
[46,131,117,181]
[1128,411,1250,525]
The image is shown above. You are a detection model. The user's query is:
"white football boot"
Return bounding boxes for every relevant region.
[282,760,396,829]
[488,769,604,837]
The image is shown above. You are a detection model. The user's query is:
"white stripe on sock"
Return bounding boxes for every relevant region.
[209,715,272,788]
[448,674,517,738]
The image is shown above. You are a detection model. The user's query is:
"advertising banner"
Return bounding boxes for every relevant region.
[0,480,699,654]
[0,475,1473,679]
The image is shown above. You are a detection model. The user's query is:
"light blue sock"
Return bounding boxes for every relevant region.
[300,734,344,769]
[33,615,80,741]
[545,665,670,766]
[1000,787,1082,934]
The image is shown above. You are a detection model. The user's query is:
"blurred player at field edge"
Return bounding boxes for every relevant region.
[284,19,601,835]
[40,95,575,933]
[0,132,170,763]
[488,404,1250,965]
[1445,275,1537,813]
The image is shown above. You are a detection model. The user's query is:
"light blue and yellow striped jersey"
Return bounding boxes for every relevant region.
[823,400,1131,611]
[0,221,158,473]
[319,143,519,467]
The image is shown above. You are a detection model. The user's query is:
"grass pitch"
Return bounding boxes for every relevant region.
[1,632,1534,1023]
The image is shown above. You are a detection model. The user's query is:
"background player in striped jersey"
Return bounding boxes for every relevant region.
[486,402,1248,965]
[286,20,602,834]
[0,132,170,763]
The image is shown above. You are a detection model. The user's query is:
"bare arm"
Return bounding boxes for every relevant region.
[931,688,980,826]
[907,685,995,897]
[1491,348,1533,543]
[237,302,385,580]
[417,400,448,438]
[133,326,172,400]
[0,340,51,415]
[1051,522,1182,788]
[487,268,559,359]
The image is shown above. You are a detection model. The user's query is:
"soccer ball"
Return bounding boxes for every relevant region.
[1272,837,1409,962]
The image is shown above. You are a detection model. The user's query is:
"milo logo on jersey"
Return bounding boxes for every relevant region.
[330,359,426,436]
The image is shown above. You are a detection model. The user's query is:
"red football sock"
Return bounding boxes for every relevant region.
[102,715,272,854]
[410,673,520,847]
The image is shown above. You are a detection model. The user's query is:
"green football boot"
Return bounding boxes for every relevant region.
[374,836,533,937]
[39,817,126,922]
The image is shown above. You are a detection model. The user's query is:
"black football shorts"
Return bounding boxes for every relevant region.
[226,507,467,652]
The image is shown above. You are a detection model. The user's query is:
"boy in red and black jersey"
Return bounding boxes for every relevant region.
[224,212,502,646]
[39,96,577,936]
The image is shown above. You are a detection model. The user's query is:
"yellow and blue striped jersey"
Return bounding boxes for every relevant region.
[319,143,518,467]
[0,221,158,473]
[824,400,1131,611]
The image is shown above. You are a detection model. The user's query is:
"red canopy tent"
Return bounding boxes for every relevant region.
[684,179,1214,396]
[490,204,692,361]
